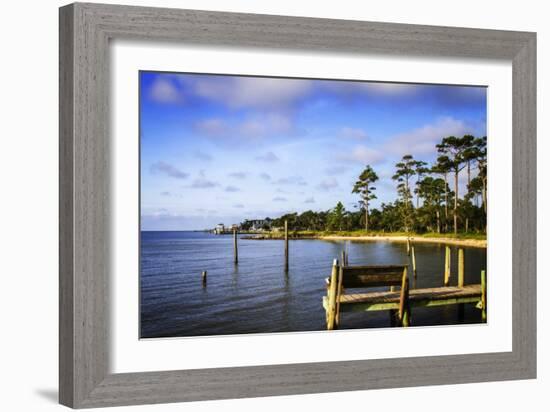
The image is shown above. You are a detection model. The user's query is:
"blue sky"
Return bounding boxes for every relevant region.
[140,71,486,231]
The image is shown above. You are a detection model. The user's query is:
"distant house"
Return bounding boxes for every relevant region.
[214,223,225,234]
[249,218,272,231]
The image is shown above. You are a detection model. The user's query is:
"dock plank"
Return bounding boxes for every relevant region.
[323,285,482,312]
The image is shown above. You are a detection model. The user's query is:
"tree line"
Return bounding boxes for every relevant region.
[246,135,487,235]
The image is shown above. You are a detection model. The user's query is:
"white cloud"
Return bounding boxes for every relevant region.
[273,175,307,186]
[228,172,247,179]
[385,117,471,156]
[322,81,419,98]
[149,78,183,104]
[359,82,419,96]
[184,75,420,111]
[337,145,385,165]
[317,178,339,191]
[324,166,348,176]
[194,118,226,136]
[145,208,171,218]
[150,161,188,179]
[240,113,295,138]
[304,197,315,204]
[259,173,271,181]
[255,152,280,163]
[190,171,219,188]
[273,196,287,202]
[190,179,218,189]
[225,186,240,192]
[194,113,299,141]
[192,76,312,109]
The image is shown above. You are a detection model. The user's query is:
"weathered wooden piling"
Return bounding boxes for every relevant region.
[458,248,464,288]
[233,228,238,264]
[406,238,411,256]
[481,270,487,322]
[335,257,345,327]
[326,259,339,330]
[399,267,410,327]
[284,220,289,272]
[341,250,347,267]
[202,270,207,286]
[390,248,400,321]
[457,247,465,317]
[411,245,417,278]
[444,246,451,286]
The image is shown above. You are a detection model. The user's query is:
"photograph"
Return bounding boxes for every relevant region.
[1,0,541,410]
[139,71,488,339]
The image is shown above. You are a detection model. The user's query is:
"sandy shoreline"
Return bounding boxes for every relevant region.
[243,234,486,248]
[319,235,487,248]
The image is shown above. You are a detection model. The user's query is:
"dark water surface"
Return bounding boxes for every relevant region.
[140,231,487,338]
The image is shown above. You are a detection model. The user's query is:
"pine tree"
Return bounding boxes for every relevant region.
[352,165,379,231]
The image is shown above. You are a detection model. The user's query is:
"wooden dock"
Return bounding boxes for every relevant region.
[323,246,486,329]
[324,284,482,312]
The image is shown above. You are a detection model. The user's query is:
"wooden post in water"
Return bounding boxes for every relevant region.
[341,250,347,268]
[284,220,289,272]
[399,267,410,327]
[335,256,345,327]
[202,270,207,286]
[389,248,398,322]
[326,259,339,330]
[458,248,464,287]
[481,270,487,322]
[342,250,349,266]
[233,228,238,264]
[457,248,465,319]
[411,245,417,278]
[406,238,411,256]
[444,246,451,286]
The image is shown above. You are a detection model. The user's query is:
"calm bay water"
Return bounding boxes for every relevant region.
[140,231,487,338]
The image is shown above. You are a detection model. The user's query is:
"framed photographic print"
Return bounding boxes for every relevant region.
[59,2,536,408]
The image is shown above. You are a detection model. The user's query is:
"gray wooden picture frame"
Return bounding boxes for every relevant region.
[59,2,536,408]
